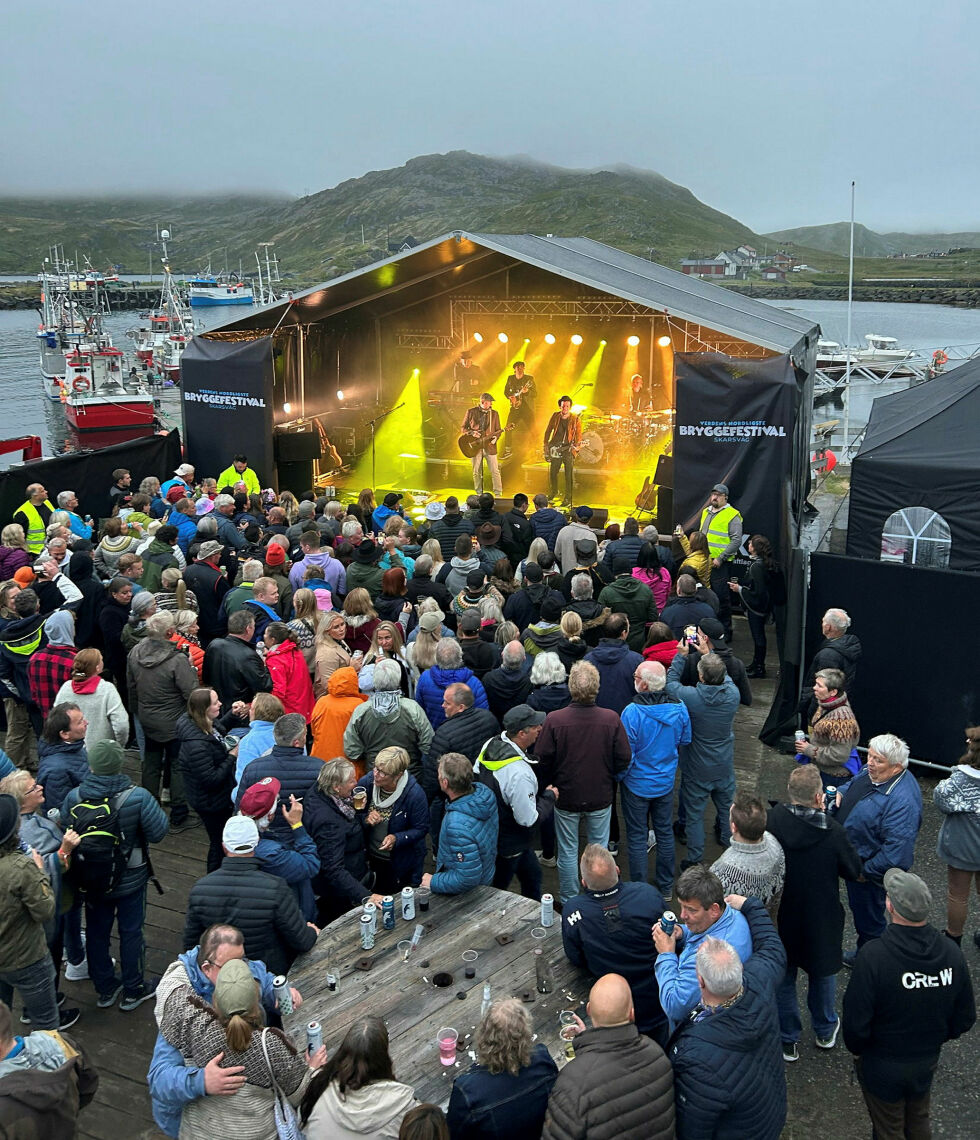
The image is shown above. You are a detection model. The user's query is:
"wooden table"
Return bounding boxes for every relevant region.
[284,886,589,1105]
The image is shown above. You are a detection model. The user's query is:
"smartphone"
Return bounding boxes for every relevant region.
[684,624,698,646]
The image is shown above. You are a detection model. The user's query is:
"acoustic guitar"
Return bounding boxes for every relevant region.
[458,429,504,458]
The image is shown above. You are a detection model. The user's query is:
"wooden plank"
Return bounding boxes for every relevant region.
[284,886,587,1106]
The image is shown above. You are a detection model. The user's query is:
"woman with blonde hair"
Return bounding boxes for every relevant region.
[0,523,32,578]
[420,538,445,574]
[277,489,300,524]
[314,611,355,697]
[160,958,325,1140]
[674,527,712,588]
[170,609,205,680]
[556,610,588,672]
[446,998,557,1139]
[356,487,377,523]
[287,588,323,674]
[406,609,443,672]
[361,745,429,893]
[358,621,415,697]
[342,587,380,655]
[54,647,128,748]
[153,565,197,614]
[515,537,548,585]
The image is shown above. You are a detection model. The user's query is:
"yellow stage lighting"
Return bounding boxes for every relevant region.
[523,337,530,343]
[627,334,641,346]
[473,332,483,343]
[571,403,588,415]
[544,333,556,345]
[282,401,291,414]
[412,368,420,375]
[336,389,345,401]
[571,333,583,346]
[658,335,672,347]
[498,332,509,343]
[600,339,607,346]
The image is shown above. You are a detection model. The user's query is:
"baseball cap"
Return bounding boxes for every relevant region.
[195,497,215,516]
[13,567,35,586]
[503,704,546,733]
[466,568,487,590]
[263,543,286,567]
[698,616,726,642]
[419,609,445,633]
[884,868,932,922]
[240,776,281,819]
[175,463,195,477]
[383,492,403,508]
[574,537,597,562]
[458,609,482,633]
[166,486,185,504]
[711,483,729,496]
[222,814,259,853]
[196,540,223,561]
[213,958,258,1017]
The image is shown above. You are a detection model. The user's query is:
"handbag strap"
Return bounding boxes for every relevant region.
[260,1027,285,1098]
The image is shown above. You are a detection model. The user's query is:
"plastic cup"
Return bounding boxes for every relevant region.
[353,786,367,811]
[559,1009,577,1027]
[417,889,430,912]
[397,940,413,958]
[462,949,478,979]
[437,1027,458,1066]
[530,927,547,941]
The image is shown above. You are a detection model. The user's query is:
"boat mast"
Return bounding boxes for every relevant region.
[841,180,855,459]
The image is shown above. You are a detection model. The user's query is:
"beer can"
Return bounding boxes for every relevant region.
[273,975,293,1016]
[660,910,677,935]
[794,731,806,744]
[382,895,395,930]
[825,786,837,812]
[540,893,555,928]
[326,971,338,993]
[360,912,375,949]
[401,886,415,921]
[306,1020,322,1054]
[363,901,378,934]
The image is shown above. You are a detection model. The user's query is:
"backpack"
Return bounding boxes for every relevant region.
[65,787,139,896]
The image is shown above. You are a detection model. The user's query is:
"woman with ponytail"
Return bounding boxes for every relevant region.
[263,622,315,721]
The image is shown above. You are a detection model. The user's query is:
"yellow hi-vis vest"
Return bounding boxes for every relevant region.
[699,504,741,561]
[14,499,54,554]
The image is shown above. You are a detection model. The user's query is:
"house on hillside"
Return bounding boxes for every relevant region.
[772,251,796,268]
[715,250,753,278]
[737,244,759,265]
[679,257,727,277]
[762,266,787,282]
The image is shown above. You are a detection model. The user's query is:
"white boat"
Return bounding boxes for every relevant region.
[62,341,155,434]
[187,265,254,307]
[856,334,913,363]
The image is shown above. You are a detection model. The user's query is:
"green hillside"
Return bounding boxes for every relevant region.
[0,152,763,279]
[765,221,980,258]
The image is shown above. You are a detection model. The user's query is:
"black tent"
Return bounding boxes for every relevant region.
[846,360,980,572]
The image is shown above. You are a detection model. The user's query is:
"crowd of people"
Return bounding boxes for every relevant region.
[0,454,976,1139]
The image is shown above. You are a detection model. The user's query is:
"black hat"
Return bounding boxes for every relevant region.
[523,562,543,583]
[382,492,403,508]
[540,595,564,622]
[614,554,634,575]
[72,539,94,553]
[460,350,472,360]
[354,539,382,564]
[698,616,725,642]
[0,793,19,846]
[503,704,546,733]
[466,568,487,591]
[574,537,598,563]
[574,505,594,521]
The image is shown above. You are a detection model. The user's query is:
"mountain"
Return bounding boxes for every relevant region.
[0,152,761,278]
[764,221,980,258]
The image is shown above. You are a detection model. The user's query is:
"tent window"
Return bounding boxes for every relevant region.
[881,507,951,568]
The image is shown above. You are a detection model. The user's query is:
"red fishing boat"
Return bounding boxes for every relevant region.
[62,342,156,434]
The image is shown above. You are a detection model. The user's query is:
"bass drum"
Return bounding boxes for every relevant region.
[577,429,604,466]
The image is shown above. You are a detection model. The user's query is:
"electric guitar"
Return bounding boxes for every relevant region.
[507,379,532,409]
[635,476,657,510]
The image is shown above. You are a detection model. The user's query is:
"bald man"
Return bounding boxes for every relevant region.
[542,974,674,1140]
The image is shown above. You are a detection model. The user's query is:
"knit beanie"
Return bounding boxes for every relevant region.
[88,740,125,775]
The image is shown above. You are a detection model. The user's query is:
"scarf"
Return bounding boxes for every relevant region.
[785,802,829,829]
[331,795,355,820]
[372,770,408,813]
[370,689,401,716]
[817,691,849,712]
[71,674,101,695]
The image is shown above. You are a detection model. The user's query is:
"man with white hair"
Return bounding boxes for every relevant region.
[56,489,93,540]
[344,657,434,778]
[620,660,691,892]
[221,559,264,616]
[838,733,922,961]
[212,494,246,551]
[670,894,787,1140]
[800,607,862,721]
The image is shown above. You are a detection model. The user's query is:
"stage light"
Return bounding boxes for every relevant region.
[571,334,583,346]
[544,333,556,345]
[497,332,508,343]
[658,335,672,347]
[523,337,530,343]
[282,402,291,414]
[336,389,344,401]
[412,368,420,375]
[600,339,607,346]
[473,332,483,343]
[627,334,641,347]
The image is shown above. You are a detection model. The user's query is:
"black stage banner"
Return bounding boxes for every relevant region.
[181,336,274,487]
[0,430,182,525]
[672,352,798,547]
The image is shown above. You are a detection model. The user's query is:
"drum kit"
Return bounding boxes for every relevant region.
[577,408,673,467]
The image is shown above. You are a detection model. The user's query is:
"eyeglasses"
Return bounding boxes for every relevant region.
[27,783,42,794]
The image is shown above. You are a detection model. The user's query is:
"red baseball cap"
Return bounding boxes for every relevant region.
[240,776,281,818]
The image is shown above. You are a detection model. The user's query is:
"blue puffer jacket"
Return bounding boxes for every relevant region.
[584,639,643,714]
[234,745,324,839]
[37,738,89,815]
[362,771,429,886]
[528,507,565,551]
[837,766,922,883]
[169,509,198,557]
[669,898,787,1140]
[415,665,489,729]
[62,772,168,898]
[430,782,498,894]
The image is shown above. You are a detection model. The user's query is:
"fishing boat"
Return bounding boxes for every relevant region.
[186,265,254,307]
[36,249,107,400]
[61,341,156,434]
[128,229,194,381]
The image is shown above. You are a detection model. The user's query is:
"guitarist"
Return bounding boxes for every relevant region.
[503,361,537,459]
[460,392,503,496]
[543,394,582,505]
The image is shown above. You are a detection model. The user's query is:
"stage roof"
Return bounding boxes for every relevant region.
[206,231,819,356]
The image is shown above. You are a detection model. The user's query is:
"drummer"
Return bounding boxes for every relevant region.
[628,373,649,413]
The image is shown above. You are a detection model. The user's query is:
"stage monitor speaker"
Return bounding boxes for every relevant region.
[656,489,674,535]
[276,459,314,494]
[654,454,674,489]
[275,431,320,463]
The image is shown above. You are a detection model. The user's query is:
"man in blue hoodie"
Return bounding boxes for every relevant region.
[37,703,89,815]
[653,865,753,1028]
[620,661,691,893]
[421,752,498,895]
[667,645,740,868]
[584,613,643,715]
[148,922,302,1137]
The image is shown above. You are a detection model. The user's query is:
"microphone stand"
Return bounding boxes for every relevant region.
[366,403,405,490]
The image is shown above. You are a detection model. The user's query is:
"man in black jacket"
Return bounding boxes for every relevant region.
[458,608,501,678]
[843,869,976,1138]
[503,562,565,631]
[202,611,271,715]
[482,641,532,721]
[501,493,533,565]
[799,607,863,722]
[676,616,752,707]
[405,554,452,612]
[182,541,231,645]
[183,814,318,977]
[234,713,323,838]
[429,496,475,561]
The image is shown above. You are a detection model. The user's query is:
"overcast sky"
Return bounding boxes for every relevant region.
[3,1,976,233]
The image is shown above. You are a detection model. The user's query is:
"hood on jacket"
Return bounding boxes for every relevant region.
[826,633,862,668]
[130,635,181,669]
[450,555,481,574]
[328,666,361,699]
[526,623,562,649]
[314,1078,416,1133]
[877,922,950,971]
[0,1031,68,1078]
[608,576,652,597]
[587,639,633,665]
[696,677,739,707]
[299,551,334,572]
[446,780,497,823]
[37,737,87,761]
[345,612,376,630]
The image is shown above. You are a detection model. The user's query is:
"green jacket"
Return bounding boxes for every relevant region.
[0,847,56,971]
[139,539,179,593]
[597,576,660,651]
[345,562,384,598]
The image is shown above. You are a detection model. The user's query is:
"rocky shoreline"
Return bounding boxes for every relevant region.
[723,283,980,308]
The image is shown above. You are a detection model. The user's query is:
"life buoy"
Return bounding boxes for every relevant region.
[932,349,949,366]
[72,376,91,393]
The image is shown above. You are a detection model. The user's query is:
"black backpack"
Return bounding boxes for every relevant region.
[65,787,138,896]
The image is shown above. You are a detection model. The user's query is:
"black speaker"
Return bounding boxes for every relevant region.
[275,431,320,462]
[276,459,314,493]
[654,454,674,489]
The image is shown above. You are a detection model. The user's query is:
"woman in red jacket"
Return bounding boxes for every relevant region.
[262,622,315,722]
[642,621,679,667]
